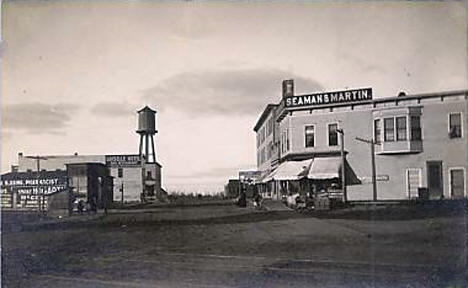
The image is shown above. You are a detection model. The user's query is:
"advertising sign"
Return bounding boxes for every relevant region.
[239,171,261,183]
[105,154,141,167]
[1,170,68,195]
[285,88,372,108]
[359,175,390,183]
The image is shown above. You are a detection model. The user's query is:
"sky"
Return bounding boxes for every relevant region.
[1,1,467,194]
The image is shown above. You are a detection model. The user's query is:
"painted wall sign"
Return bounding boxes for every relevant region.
[285,88,372,107]
[105,154,141,167]
[1,170,68,195]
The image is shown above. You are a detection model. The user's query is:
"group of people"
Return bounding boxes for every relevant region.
[76,197,98,214]
[235,184,263,209]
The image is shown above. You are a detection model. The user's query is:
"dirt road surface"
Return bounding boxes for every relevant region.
[2,201,467,287]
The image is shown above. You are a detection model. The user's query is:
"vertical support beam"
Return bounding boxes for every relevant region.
[145,134,149,162]
[150,134,156,163]
[139,134,143,156]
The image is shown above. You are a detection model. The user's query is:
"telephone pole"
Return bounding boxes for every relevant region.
[25,156,48,213]
[355,137,378,201]
[336,129,346,202]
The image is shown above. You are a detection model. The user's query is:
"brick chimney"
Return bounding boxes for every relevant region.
[282,79,294,98]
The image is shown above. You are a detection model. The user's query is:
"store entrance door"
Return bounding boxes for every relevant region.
[450,169,465,199]
[427,161,443,199]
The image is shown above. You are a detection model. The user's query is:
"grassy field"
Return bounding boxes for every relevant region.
[2,201,467,287]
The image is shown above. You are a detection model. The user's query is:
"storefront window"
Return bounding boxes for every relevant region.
[396,116,407,141]
[305,125,315,147]
[384,118,395,141]
[328,123,338,146]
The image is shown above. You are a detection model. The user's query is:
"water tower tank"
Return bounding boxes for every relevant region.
[137,106,157,134]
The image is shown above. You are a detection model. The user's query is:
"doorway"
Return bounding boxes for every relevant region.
[427,161,443,199]
[449,168,465,199]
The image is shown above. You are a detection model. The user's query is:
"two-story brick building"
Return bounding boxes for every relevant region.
[254,80,467,201]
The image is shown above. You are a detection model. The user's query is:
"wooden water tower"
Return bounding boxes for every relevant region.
[137,106,157,163]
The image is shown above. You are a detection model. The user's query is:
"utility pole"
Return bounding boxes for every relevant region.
[336,129,346,202]
[141,155,147,202]
[26,156,48,213]
[121,182,124,207]
[355,137,378,201]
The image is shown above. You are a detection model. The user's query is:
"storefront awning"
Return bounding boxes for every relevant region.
[262,159,312,182]
[307,157,341,179]
[307,157,361,185]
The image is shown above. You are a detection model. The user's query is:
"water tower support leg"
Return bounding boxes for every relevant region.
[139,134,143,156]
[150,134,156,162]
[145,134,149,162]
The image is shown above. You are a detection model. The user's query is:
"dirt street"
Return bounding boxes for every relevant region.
[2,202,467,287]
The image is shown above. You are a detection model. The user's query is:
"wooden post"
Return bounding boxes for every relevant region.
[341,131,346,202]
[355,137,378,202]
[37,158,41,212]
[371,140,377,201]
[121,182,124,207]
[337,129,346,202]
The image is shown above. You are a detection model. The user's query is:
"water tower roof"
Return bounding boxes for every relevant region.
[138,106,156,113]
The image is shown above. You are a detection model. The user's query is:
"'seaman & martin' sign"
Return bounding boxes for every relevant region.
[285,88,372,107]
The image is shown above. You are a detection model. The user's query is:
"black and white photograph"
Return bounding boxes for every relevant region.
[1,1,467,287]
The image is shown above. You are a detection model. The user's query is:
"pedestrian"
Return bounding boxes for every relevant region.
[254,193,263,210]
[77,200,84,215]
[237,190,247,208]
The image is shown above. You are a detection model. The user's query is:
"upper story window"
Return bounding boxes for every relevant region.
[396,116,407,141]
[328,123,338,146]
[383,116,409,142]
[384,118,395,142]
[374,119,382,144]
[449,113,462,139]
[118,168,123,178]
[410,116,421,140]
[305,125,315,148]
[373,106,422,154]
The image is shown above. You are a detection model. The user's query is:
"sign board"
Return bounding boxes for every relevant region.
[359,175,389,184]
[1,170,68,195]
[105,154,141,167]
[239,171,261,184]
[285,88,372,108]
